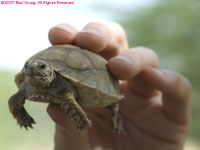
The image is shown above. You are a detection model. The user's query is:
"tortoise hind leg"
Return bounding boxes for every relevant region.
[107,103,126,135]
[61,92,91,131]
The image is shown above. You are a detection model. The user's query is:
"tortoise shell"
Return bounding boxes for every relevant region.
[18,44,123,107]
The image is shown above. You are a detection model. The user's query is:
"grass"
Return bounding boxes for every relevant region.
[0,69,199,150]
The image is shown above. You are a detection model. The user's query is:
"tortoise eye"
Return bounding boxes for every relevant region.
[40,64,46,69]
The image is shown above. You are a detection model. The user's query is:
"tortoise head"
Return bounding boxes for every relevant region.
[24,60,56,88]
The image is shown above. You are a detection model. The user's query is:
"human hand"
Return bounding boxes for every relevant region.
[47,22,191,150]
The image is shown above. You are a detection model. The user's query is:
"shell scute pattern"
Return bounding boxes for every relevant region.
[29,45,122,100]
[9,44,125,134]
[64,50,93,70]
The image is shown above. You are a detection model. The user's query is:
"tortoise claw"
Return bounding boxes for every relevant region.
[17,115,36,130]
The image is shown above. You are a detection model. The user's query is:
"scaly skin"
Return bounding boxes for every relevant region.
[61,92,91,130]
[9,73,123,132]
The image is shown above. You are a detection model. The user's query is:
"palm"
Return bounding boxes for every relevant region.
[47,22,191,150]
[81,82,187,150]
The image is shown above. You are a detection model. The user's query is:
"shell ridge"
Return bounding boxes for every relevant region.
[80,50,95,68]
[28,45,123,102]
[62,49,72,78]
[60,66,106,72]
[80,71,83,83]
[71,79,121,100]
[80,50,98,88]
[62,49,71,63]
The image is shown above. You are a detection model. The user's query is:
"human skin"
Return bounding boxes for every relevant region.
[47,22,191,150]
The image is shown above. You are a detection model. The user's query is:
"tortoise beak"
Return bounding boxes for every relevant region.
[25,69,34,76]
[24,61,42,77]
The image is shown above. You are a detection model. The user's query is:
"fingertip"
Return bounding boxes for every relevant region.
[48,23,78,45]
[108,56,135,80]
[75,22,128,59]
[75,23,108,53]
[107,46,159,80]
[75,29,107,52]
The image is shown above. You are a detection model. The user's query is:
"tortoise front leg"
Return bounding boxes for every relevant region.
[61,92,91,131]
[8,91,35,129]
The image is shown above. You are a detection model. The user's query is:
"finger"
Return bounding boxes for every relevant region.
[48,105,92,149]
[48,23,79,45]
[75,22,128,60]
[107,46,159,80]
[47,104,76,132]
[138,68,192,124]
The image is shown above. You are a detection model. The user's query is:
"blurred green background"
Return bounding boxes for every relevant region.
[0,0,199,149]
[119,0,200,142]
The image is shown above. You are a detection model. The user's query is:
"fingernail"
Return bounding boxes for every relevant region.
[114,56,132,65]
[80,29,101,37]
[55,24,72,34]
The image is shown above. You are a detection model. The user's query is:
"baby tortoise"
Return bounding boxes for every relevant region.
[8,44,125,134]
